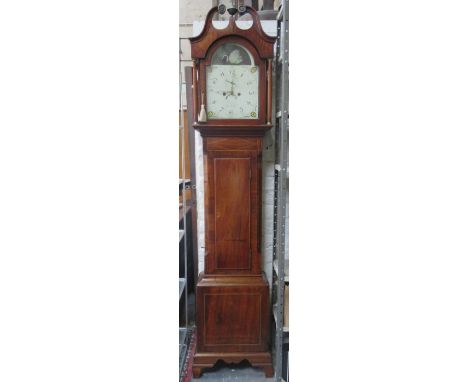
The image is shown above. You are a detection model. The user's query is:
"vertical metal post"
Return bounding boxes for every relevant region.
[179,38,189,334]
[272,0,288,381]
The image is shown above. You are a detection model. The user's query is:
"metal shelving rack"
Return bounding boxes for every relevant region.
[179,36,189,379]
[272,0,289,381]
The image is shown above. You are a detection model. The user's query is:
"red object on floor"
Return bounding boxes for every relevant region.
[182,332,196,382]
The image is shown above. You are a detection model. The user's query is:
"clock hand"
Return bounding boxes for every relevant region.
[223,80,235,98]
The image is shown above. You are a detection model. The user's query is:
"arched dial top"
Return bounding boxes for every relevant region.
[190,6,275,133]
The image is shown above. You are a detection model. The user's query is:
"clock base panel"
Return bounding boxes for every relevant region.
[194,273,272,378]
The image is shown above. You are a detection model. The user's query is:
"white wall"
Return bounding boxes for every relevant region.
[179,1,214,109]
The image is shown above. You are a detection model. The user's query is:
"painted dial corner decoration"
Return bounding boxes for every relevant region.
[206,43,259,120]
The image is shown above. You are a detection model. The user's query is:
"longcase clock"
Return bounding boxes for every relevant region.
[189,6,275,378]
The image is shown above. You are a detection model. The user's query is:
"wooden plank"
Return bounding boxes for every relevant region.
[185,66,199,291]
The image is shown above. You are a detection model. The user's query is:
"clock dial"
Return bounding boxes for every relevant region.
[206,64,259,119]
[205,43,259,120]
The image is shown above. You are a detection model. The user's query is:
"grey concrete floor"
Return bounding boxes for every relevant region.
[194,360,275,382]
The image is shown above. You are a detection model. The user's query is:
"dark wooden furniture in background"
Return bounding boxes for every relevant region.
[184,66,199,293]
[190,6,275,378]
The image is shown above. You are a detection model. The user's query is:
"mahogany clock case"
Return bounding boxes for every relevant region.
[189,6,276,378]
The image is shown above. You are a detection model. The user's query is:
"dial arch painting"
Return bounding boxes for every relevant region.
[211,42,253,65]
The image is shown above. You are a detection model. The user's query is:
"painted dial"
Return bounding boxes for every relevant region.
[206,65,259,119]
